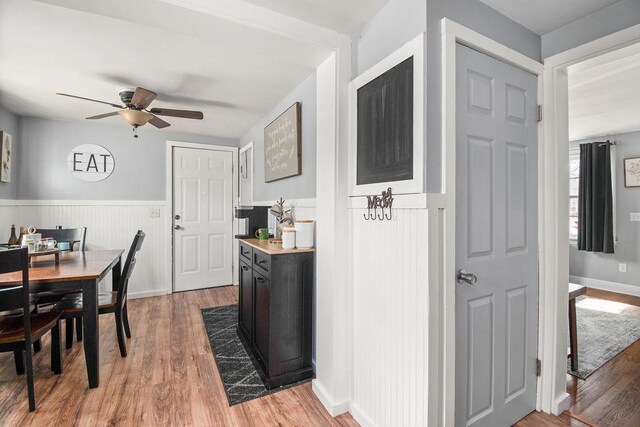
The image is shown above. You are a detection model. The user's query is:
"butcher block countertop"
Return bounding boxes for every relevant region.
[240,238,315,255]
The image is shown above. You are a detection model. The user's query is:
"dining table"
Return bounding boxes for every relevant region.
[0,249,124,389]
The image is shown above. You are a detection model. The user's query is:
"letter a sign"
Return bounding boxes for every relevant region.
[67,144,115,182]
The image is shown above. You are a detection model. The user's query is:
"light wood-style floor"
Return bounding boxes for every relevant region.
[0,286,357,426]
[516,288,640,427]
[3,286,639,426]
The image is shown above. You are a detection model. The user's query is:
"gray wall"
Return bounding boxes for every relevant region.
[0,106,19,199]
[352,0,541,193]
[570,130,640,286]
[16,116,237,200]
[542,0,640,59]
[239,71,316,202]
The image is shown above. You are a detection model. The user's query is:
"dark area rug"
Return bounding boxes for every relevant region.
[201,304,310,405]
[568,296,640,379]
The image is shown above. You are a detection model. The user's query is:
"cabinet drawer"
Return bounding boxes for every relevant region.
[240,242,252,263]
[253,250,270,276]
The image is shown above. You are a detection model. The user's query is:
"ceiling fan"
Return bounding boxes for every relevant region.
[56,87,204,138]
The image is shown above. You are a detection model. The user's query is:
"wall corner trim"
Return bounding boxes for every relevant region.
[311,380,349,417]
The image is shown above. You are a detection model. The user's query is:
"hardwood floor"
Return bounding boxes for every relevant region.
[516,288,640,427]
[0,286,357,426]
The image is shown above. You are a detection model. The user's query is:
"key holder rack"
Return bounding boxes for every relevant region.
[363,187,394,221]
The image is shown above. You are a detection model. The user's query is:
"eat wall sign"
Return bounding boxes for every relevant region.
[67,144,115,182]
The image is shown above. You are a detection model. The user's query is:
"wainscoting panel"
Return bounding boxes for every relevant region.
[350,207,429,426]
[1,200,169,298]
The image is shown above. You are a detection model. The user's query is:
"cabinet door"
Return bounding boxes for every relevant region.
[253,273,270,370]
[238,261,253,339]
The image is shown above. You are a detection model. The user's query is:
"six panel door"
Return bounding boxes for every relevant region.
[173,147,233,292]
[455,43,539,427]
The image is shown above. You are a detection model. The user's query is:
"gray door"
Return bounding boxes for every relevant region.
[455,43,538,427]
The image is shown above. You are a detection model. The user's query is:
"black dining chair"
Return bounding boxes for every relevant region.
[33,227,87,349]
[53,231,145,357]
[37,227,87,252]
[0,247,63,411]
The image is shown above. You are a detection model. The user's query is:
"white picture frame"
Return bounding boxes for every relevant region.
[349,33,424,196]
[0,132,12,183]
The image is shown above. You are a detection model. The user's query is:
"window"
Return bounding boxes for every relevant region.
[569,148,580,241]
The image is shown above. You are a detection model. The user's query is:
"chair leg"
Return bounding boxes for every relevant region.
[75,317,83,341]
[25,346,35,411]
[123,302,131,339]
[65,318,74,349]
[13,350,24,375]
[51,321,63,374]
[114,311,127,357]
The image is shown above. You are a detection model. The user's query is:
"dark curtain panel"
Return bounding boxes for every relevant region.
[577,142,614,253]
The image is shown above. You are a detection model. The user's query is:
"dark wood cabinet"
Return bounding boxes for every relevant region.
[237,239,314,389]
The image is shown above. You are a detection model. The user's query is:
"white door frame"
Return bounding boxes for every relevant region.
[538,22,640,416]
[165,140,239,293]
[439,19,545,426]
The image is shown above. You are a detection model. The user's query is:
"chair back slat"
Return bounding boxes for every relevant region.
[117,231,145,308]
[38,227,87,252]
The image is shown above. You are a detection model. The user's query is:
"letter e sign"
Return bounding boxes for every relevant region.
[67,144,115,182]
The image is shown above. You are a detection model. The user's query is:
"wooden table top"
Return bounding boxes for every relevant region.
[0,250,124,286]
[240,238,315,255]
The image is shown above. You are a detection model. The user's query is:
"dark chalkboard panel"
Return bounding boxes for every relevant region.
[357,56,413,186]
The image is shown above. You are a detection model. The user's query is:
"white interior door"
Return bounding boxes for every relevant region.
[455,43,539,427]
[173,146,233,292]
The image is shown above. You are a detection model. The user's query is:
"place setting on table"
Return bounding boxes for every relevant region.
[0,225,145,411]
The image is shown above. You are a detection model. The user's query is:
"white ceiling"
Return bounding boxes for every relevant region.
[568,43,640,141]
[241,0,388,34]
[0,0,337,138]
[479,0,623,35]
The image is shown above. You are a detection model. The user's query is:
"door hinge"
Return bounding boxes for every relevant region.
[536,358,542,377]
[537,105,543,122]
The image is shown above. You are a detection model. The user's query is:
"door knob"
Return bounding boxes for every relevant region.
[174,214,181,220]
[457,269,478,285]
[174,225,181,230]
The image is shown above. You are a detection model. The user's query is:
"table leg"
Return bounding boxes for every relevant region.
[569,298,578,371]
[83,279,100,388]
[112,256,122,292]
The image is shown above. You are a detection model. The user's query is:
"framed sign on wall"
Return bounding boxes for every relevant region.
[264,102,302,183]
[67,144,115,182]
[349,33,424,196]
[1,131,12,183]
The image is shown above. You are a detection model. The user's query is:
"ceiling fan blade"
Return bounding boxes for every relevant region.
[149,115,171,129]
[57,93,123,109]
[148,108,203,120]
[131,87,157,109]
[86,111,120,120]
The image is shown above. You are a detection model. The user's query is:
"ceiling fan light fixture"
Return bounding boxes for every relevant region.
[118,109,152,127]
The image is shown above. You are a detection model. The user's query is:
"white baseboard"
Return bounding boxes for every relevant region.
[569,275,640,297]
[311,380,349,417]
[553,392,571,415]
[348,402,376,427]
[128,289,169,299]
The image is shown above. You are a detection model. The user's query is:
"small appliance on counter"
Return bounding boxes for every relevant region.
[235,206,269,238]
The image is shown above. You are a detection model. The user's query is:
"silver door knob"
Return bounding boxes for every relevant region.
[174,225,181,230]
[457,269,478,285]
[174,214,181,220]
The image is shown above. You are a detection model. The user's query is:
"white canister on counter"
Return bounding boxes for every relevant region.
[282,226,296,250]
[294,220,314,248]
